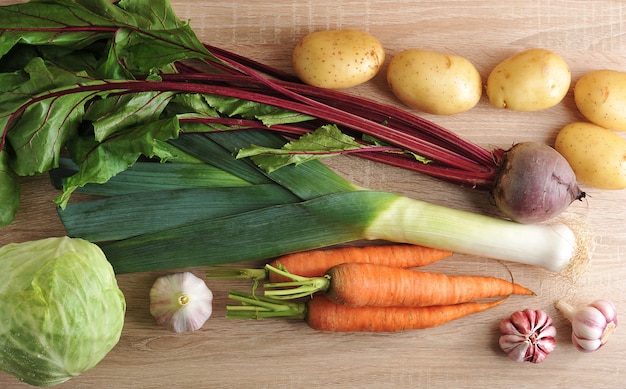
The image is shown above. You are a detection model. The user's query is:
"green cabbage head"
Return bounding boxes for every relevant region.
[0,236,126,386]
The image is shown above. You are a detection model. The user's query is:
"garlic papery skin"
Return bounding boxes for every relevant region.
[555,299,618,352]
[150,272,214,333]
[499,309,556,363]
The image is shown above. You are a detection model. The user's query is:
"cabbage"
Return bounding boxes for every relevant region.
[0,236,126,386]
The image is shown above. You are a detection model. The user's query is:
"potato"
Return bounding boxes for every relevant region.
[554,121,626,190]
[386,49,482,115]
[486,48,571,111]
[292,30,384,89]
[574,70,626,131]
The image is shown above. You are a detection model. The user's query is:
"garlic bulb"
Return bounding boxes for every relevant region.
[555,299,617,352]
[150,272,214,333]
[499,309,556,363]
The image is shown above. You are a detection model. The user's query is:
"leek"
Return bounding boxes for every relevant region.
[60,185,299,241]
[51,158,251,196]
[101,190,580,274]
[56,130,589,276]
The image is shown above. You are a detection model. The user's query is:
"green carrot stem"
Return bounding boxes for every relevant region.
[263,264,331,299]
[204,266,267,281]
[226,291,306,319]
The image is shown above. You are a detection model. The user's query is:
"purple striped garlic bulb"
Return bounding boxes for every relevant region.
[555,299,617,352]
[499,308,556,363]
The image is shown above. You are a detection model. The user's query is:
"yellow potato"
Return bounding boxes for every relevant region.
[486,48,571,111]
[386,49,482,115]
[554,122,626,190]
[574,70,626,131]
[292,30,384,89]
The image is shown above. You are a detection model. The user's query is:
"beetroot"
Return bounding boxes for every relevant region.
[0,7,586,226]
[492,142,586,224]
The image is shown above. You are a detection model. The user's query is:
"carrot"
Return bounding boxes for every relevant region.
[264,262,534,307]
[227,291,507,332]
[267,244,453,282]
[306,295,506,332]
[206,244,452,282]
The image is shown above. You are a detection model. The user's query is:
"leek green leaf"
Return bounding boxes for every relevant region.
[169,132,276,186]
[60,184,300,241]
[101,191,393,273]
[192,130,361,198]
[51,158,250,195]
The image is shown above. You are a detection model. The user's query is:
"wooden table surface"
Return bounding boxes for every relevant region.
[1,0,625,388]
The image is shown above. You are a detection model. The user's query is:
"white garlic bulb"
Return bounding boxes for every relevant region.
[150,272,214,333]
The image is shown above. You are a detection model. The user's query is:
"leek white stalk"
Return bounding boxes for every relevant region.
[365,196,580,272]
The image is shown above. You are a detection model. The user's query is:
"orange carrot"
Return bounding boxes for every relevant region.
[264,262,534,307]
[206,244,452,282]
[227,291,507,333]
[268,244,452,282]
[305,294,506,332]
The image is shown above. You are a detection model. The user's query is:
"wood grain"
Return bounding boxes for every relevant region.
[1,1,625,388]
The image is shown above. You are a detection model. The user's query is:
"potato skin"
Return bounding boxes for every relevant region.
[292,30,385,89]
[386,49,482,115]
[555,122,626,190]
[574,70,626,131]
[486,48,571,111]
